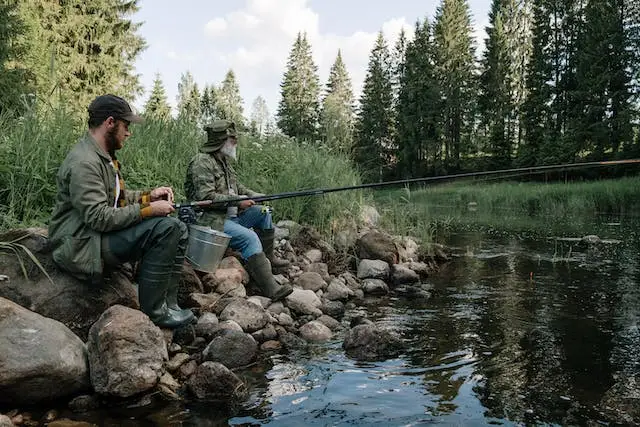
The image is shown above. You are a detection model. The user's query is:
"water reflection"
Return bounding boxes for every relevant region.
[226,214,639,426]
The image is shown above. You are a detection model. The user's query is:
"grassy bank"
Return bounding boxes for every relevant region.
[375,177,640,237]
[0,108,366,234]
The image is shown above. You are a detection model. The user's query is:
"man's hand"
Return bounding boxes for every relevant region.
[238,199,256,210]
[150,186,174,203]
[150,200,175,216]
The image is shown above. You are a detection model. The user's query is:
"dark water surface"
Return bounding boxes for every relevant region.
[29,211,640,426]
[192,212,637,426]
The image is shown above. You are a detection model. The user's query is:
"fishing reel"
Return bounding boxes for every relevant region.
[177,206,199,225]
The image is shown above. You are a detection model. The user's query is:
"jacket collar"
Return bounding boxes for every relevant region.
[83,132,113,162]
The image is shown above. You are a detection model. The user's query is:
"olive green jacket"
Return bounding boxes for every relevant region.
[184,151,261,230]
[48,133,147,281]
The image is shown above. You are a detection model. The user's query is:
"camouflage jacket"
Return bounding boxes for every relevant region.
[184,151,261,230]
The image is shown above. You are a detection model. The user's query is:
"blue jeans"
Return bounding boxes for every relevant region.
[223,205,273,260]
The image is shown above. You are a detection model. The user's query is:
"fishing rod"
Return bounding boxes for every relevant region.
[174,158,640,214]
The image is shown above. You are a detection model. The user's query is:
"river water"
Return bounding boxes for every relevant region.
[37,210,640,426]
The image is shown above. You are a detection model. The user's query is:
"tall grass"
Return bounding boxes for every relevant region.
[0,107,367,235]
[401,177,640,217]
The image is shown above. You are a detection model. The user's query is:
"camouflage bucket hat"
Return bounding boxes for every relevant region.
[201,120,237,153]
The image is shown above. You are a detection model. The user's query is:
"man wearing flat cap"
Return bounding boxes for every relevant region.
[49,94,195,328]
[185,119,293,301]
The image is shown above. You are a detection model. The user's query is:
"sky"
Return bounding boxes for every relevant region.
[131,0,491,119]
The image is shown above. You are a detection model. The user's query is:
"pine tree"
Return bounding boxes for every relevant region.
[277,32,321,142]
[143,73,171,121]
[353,32,395,180]
[433,0,477,171]
[249,95,269,136]
[217,69,244,127]
[479,0,532,168]
[396,19,443,177]
[176,71,201,123]
[519,0,553,166]
[200,84,218,125]
[320,50,355,152]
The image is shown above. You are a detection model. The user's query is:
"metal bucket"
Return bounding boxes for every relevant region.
[185,225,231,273]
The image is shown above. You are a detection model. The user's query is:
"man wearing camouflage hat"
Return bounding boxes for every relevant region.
[184,119,293,301]
[49,94,195,329]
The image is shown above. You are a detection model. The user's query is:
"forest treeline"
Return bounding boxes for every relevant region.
[1,0,639,180]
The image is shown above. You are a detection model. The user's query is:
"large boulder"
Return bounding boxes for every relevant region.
[0,228,138,340]
[356,230,398,265]
[0,297,90,404]
[87,305,168,398]
[343,323,404,361]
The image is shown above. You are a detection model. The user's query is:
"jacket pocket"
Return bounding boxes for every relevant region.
[52,236,100,280]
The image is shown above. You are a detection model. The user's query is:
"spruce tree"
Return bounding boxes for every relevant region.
[176,71,201,123]
[320,50,355,152]
[433,0,477,170]
[396,19,443,177]
[200,84,218,125]
[217,69,244,127]
[143,73,171,121]
[353,32,395,180]
[277,32,321,142]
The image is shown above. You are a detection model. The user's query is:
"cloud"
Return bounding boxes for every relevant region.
[200,0,414,116]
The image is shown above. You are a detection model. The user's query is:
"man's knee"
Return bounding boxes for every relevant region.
[148,216,186,242]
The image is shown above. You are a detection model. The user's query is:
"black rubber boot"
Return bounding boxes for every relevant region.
[166,285,195,324]
[245,252,293,301]
[257,228,291,271]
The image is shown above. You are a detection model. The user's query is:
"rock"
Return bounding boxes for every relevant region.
[274,226,290,241]
[0,229,138,340]
[359,205,381,227]
[294,271,326,292]
[217,256,250,284]
[357,259,390,280]
[68,394,101,412]
[356,230,398,264]
[0,415,12,427]
[202,330,258,368]
[277,312,295,327]
[340,272,361,291]
[303,249,323,264]
[334,229,358,252]
[166,353,191,372]
[361,279,389,296]
[321,300,346,319]
[173,324,196,347]
[343,323,404,361]
[177,261,204,306]
[391,264,420,285]
[316,314,341,331]
[219,299,270,333]
[216,319,244,333]
[260,340,282,351]
[404,261,431,277]
[0,297,90,405]
[203,268,246,297]
[285,288,323,316]
[251,323,278,343]
[177,360,198,381]
[187,293,224,313]
[247,295,271,309]
[396,236,420,262]
[303,262,331,282]
[188,362,248,401]
[324,278,353,301]
[194,313,219,340]
[299,320,333,342]
[87,305,167,398]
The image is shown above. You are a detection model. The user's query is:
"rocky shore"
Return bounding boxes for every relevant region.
[0,217,447,425]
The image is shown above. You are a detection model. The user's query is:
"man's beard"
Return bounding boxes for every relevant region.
[220,141,237,160]
[106,127,122,155]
